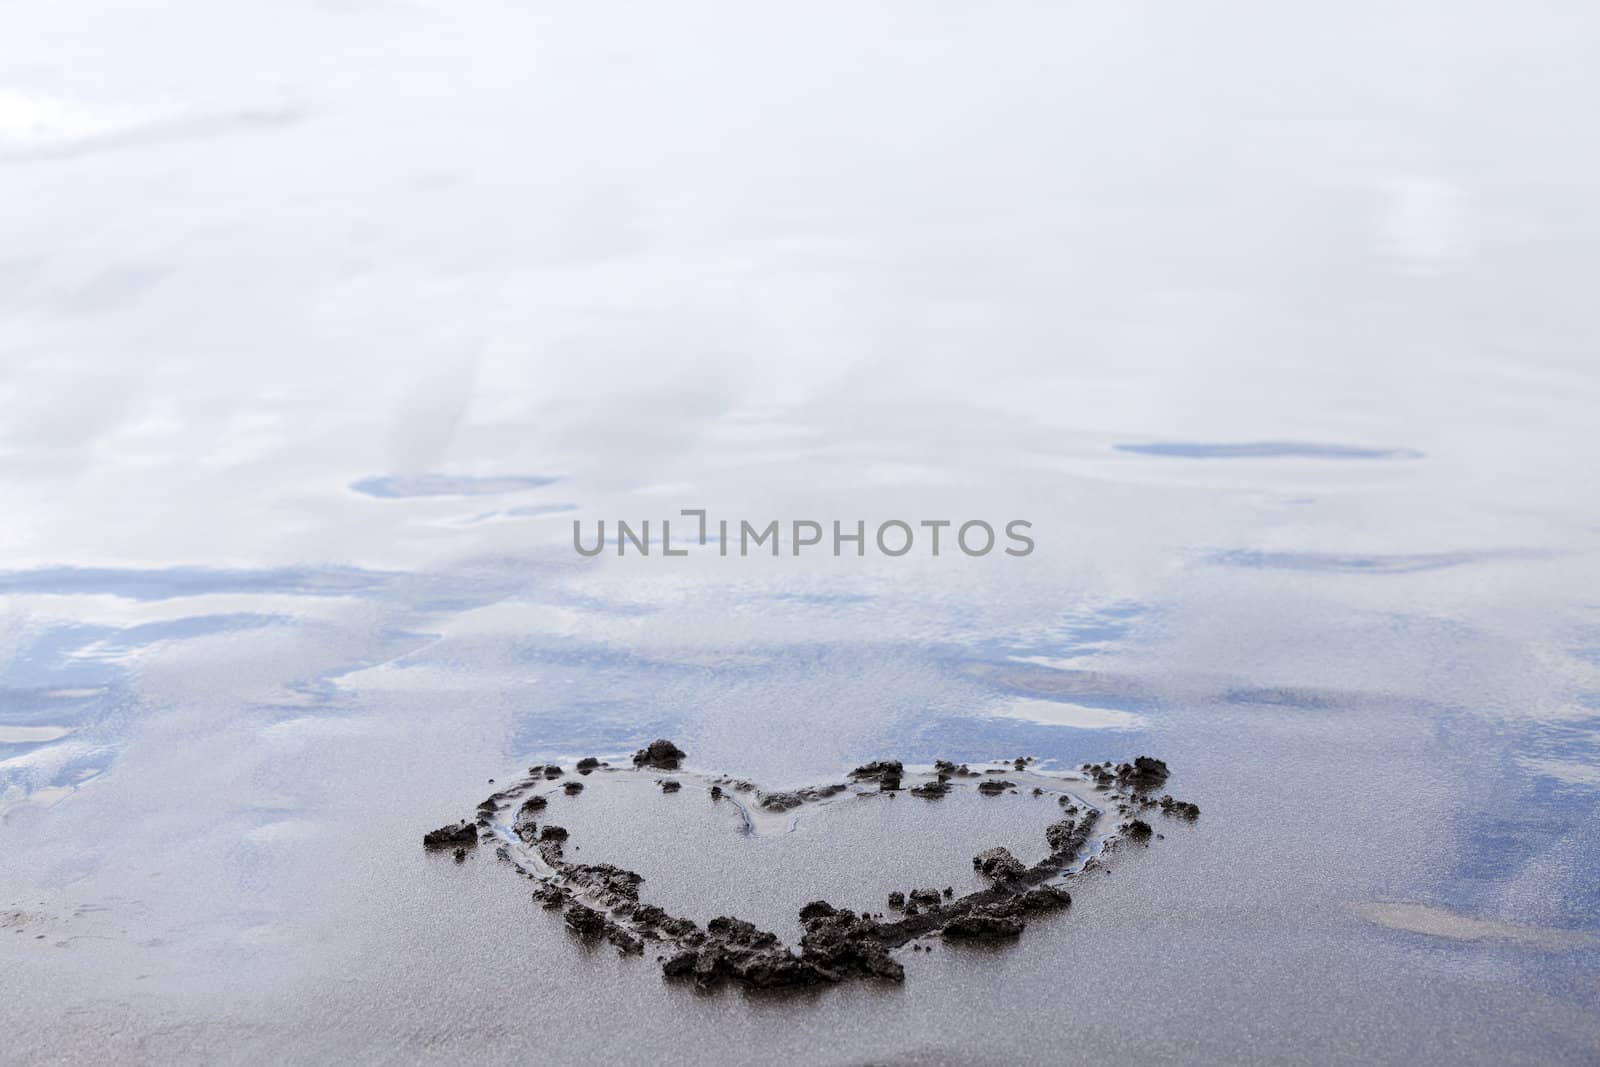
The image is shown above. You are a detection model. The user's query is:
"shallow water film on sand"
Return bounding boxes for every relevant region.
[3,3,1600,1064]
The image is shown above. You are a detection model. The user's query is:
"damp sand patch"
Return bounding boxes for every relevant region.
[1351,902,1600,951]
[424,744,1200,991]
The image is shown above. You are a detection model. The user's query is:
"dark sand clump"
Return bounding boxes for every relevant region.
[758,783,848,811]
[633,739,686,770]
[423,822,477,849]
[973,846,1027,880]
[1083,756,1169,793]
[1158,795,1200,819]
[849,760,904,790]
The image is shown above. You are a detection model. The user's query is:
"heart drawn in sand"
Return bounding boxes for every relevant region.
[424,741,1200,991]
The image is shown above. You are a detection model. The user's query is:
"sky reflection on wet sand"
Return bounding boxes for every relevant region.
[3,2,1600,1063]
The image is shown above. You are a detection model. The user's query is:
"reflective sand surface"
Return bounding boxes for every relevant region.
[3,4,1599,1063]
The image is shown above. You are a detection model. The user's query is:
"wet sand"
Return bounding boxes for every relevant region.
[5,1,1600,1062]
[5,686,1598,1064]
